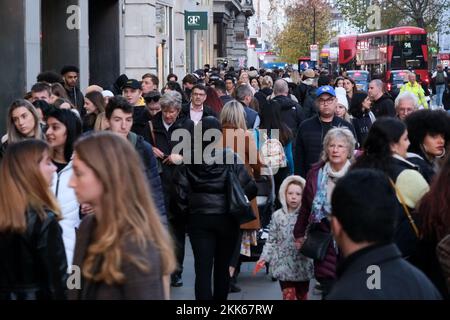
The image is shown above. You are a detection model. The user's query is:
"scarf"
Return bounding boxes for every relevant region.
[311,161,351,223]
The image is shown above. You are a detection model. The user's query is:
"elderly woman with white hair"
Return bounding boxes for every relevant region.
[395,91,419,120]
[149,90,195,288]
[294,127,356,298]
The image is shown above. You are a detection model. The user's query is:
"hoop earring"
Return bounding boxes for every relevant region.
[437,147,446,159]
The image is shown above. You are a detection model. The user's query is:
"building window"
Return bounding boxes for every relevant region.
[156,4,168,36]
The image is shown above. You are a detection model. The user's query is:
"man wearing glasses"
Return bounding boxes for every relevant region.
[181,84,217,125]
[294,85,356,178]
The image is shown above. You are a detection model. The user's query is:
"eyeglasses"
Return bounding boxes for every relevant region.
[318,97,335,105]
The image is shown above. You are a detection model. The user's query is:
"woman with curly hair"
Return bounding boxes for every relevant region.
[405,109,450,183]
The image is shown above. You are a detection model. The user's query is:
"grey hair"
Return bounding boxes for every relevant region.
[321,127,356,162]
[160,91,182,111]
[395,91,419,110]
[370,79,384,90]
[235,84,254,101]
[273,79,289,95]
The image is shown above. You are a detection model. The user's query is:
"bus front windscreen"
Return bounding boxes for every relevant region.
[390,34,427,70]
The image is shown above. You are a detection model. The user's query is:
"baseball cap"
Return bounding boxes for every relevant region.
[316,85,336,98]
[121,79,142,90]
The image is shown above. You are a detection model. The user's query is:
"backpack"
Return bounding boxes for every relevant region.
[435,71,446,85]
[259,133,287,175]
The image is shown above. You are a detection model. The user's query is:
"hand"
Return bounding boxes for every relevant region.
[295,237,305,250]
[163,154,183,165]
[152,147,165,159]
[81,203,94,215]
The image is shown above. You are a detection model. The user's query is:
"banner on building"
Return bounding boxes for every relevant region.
[185,11,208,30]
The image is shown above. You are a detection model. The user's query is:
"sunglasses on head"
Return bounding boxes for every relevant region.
[145,96,160,103]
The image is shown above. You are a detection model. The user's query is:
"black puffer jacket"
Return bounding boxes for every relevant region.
[0,209,68,300]
[173,150,257,216]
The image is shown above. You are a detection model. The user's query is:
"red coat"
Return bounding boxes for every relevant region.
[293,161,338,280]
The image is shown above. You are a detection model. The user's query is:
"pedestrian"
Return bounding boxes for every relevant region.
[68,132,176,300]
[149,91,195,288]
[400,73,428,109]
[368,79,396,117]
[45,108,82,267]
[327,169,441,300]
[0,139,67,299]
[1,99,43,160]
[343,77,356,103]
[294,127,355,298]
[257,175,314,300]
[82,91,106,132]
[394,91,419,120]
[351,117,429,258]
[334,87,351,122]
[61,65,85,115]
[431,64,448,109]
[173,116,256,300]
[405,109,450,183]
[294,85,356,178]
[349,91,375,148]
[413,153,450,298]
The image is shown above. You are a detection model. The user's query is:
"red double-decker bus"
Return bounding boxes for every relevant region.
[338,26,429,85]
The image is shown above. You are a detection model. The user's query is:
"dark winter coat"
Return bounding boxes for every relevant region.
[149,112,195,220]
[327,243,442,300]
[128,132,167,225]
[372,93,396,118]
[351,112,374,148]
[68,214,165,300]
[293,162,338,280]
[272,95,305,136]
[65,86,85,116]
[254,87,272,113]
[294,83,317,119]
[173,149,257,217]
[294,115,356,178]
[406,152,436,184]
[0,209,68,300]
[131,106,152,143]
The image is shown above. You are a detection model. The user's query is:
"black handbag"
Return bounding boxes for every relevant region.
[227,165,256,224]
[300,223,333,261]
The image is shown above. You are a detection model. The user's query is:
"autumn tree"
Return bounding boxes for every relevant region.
[335,0,404,32]
[274,0,334,64]
[336,0,449,33]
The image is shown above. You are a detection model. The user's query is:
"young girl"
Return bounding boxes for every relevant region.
[257,176,314,300]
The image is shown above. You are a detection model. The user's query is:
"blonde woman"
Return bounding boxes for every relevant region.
[1,99,43,158]
[219,100,263,292]
[68,132,176,300]
[0,139,67,299]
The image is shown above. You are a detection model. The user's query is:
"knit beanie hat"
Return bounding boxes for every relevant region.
[335,87,349,110]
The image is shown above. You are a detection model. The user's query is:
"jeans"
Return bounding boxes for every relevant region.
[435,84,446,107]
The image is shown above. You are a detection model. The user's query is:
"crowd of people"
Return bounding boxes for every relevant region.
[0,63,449,300]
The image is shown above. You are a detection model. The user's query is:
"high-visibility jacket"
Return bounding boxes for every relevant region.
[400,82,428,109]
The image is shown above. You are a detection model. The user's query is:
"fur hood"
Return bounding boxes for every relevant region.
[278,175,306,214]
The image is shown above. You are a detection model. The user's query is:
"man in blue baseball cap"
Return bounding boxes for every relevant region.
[294,85,357,178]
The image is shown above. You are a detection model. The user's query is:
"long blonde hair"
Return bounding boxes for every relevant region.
[0,139,61,233]
[220,100,248,130]
[74,132,176,285]
[6,99,42,144]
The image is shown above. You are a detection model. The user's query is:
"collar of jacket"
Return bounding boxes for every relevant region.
[336,243,399,277]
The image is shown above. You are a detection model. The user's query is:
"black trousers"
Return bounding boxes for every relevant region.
[168,216,186,276]
[188,214,239,301]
